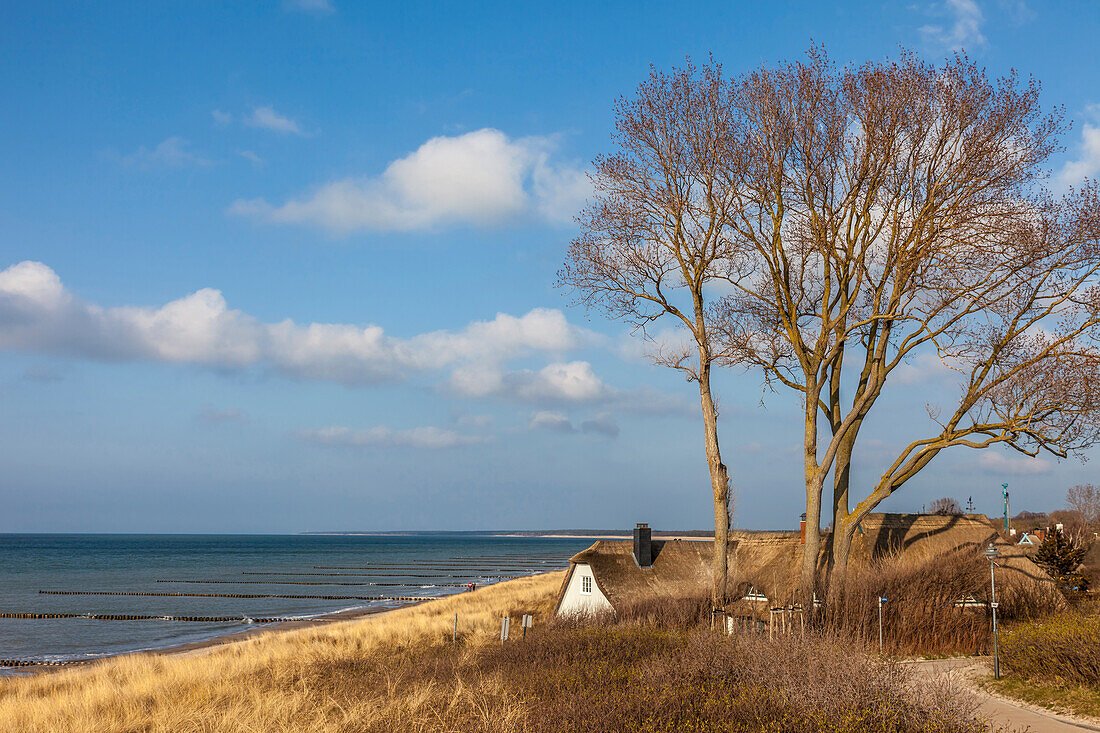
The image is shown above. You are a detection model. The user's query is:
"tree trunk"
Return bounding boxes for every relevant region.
[830,517,855,587]
[800,477,823,609]
[697,361,730,610]
[800,392,823,610]
[827,430,858,588]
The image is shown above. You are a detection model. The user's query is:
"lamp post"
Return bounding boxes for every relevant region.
[983,543,1002,679]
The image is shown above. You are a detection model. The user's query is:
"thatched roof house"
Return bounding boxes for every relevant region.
[727,513,1062,616]
[555,514,1064,618]
[555,525,713,616]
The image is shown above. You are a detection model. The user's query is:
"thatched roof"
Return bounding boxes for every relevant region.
[555,539,713,612]
[559,514,1063,615]
[850,513,1001,561]
[729,514,1057,607]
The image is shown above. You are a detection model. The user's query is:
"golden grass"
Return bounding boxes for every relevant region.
[0,571,565,733]
[981,675,1100,719]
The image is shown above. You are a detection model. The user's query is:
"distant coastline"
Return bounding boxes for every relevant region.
[298,530,718,538]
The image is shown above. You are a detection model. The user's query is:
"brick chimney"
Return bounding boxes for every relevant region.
[800,513,807,545]
[633,523,653,568]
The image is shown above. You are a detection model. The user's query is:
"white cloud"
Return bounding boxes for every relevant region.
[448,357,691,415]
[197,403,248,425]
[1057,106,1100,191]
[245,106,305,136]
[581,413,620,438]
[527,410,575,433]
[229,128,590,233]
[996,0,1033,25]
[117,137,212,168]
[293,425,485,450]
[211,110,233,125]
[918,0,986,51]
[284,0,334,12]
[978,451,1054,475]
[239,150,264,166]
[531,156,591,223]
[0,263,691,414]
[0,261,590,389]
[526,410,620,437]
[892,352,954,385]
[616,326,694,363]
[454,413,493,429]
[512,361,608,402]
[451,360,607,402]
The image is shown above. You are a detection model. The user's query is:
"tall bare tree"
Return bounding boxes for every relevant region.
[559,61,739,607]
[1067,483,1100,530]
[712,48,1100,595]
[929,498,963,516]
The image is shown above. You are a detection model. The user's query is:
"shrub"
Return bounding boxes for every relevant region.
[1001,613,1100,686]
[611,594,712,628]
[1035,529,1090,596]
[481,626,987,732]
[824,549,993,656]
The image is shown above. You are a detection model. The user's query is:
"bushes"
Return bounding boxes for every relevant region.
[612,594,712,628]
[821,548,1064,656]
[1001,613,1100,686]
[824,549,994,656]
[479,626,986,733]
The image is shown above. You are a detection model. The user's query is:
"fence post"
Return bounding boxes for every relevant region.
[500,616,510,644]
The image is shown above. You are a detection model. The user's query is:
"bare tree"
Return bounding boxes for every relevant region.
[559,61,739,607]
[712,48,1100,596]
[929,497,963,516]
[1066,483,1100,530]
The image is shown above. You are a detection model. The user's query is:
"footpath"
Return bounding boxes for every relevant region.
[909,658,1100,733]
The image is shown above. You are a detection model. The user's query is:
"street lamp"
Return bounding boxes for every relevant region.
[983,543,1002,679]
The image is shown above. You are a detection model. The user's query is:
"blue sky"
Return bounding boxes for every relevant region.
[2,0,1099,533]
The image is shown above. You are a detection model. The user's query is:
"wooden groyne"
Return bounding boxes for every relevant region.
[38,590,430,601]
[155,580,472,587]
[0,612,294,623]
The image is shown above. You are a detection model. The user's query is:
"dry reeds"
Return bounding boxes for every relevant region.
[824,548,991,656]
[822,547,1063,657]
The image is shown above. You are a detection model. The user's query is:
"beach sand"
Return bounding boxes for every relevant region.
[3,596,432,676]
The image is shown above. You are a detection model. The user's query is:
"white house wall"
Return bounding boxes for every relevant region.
[556,563,613,616]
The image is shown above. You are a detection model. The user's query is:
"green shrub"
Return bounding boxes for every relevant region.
[1001,613,1100,685]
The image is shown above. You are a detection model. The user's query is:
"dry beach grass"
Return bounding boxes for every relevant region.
[0,572,562,732]
[0,567,996,732]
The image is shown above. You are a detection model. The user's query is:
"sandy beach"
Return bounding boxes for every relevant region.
[1,594,449,677]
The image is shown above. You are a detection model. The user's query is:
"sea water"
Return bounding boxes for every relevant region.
[0,534,590,669]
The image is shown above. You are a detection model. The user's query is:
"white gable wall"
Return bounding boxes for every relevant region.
[556,562,613,616]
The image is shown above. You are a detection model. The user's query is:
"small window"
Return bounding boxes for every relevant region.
[581,576,592,594]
